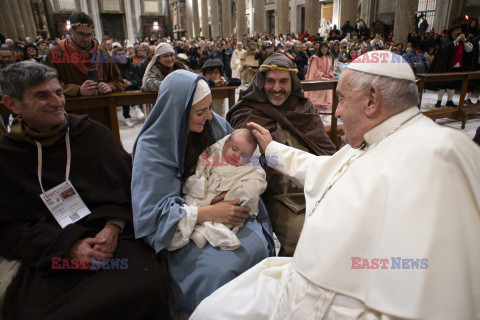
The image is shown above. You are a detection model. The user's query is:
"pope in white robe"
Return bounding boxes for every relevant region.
[190,51,480,319]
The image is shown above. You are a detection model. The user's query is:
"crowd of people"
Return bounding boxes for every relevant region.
[2,16,479,122]
[1,10,480,320]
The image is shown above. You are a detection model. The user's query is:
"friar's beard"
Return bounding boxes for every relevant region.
[266,90,290,106]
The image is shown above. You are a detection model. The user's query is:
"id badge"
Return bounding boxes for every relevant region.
[39,181,91,228]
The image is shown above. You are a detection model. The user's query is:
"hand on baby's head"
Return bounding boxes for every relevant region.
[222,129,257,167]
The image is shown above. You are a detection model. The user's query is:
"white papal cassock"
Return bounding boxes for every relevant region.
[191,107,480,320]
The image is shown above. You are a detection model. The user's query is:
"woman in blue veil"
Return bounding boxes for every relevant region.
[131,70,274,316]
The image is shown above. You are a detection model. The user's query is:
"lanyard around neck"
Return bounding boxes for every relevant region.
[36,129,71,193]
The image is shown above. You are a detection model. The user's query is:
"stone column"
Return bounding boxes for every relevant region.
[18,0,35,38]
[201,0,211,38]
[79,0,89,13]
[210,0,220,39]
[193,0,201,37]
[27,0,40,37]
[10,0,27,40]
[0,0,18,40]
[133,0,142,39]
[222,0,232,37]
[253,0,265,33]
[305,0,320,35]
[360,0,377,26]
[124,0,136,42]
[236,0,247,36]
[333,0,357,29]
[185,0,194,37]
[394,0,418,46]
[275,0,289,34]
[89,0,104,40]
[0,14,6,38]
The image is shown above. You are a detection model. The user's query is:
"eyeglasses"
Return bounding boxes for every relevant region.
[74,30,94,39]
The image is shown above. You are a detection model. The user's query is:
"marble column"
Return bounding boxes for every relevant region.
[89,0,104,40]
[0,0,17,40]
[18,0,35,38]
[201,0,211,38]
[193,0,201,37]
[360,0,377,26]
[236,0,247,36]
[133,0,142,39]
[185,0,194,37]
[10,0,27,40]
[79,0,89,13]
[222,0,232,37]
[275,0,288,34]
[305,0,320,35]
[210,0,220,39]
[394,0,418,46]
[124,0,136,42]
[0,13,6,38]
[253,0,265,33]
[333,0,357,29]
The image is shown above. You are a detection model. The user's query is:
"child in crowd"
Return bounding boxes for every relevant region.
[174,129,267,251]
[202,58,241,118]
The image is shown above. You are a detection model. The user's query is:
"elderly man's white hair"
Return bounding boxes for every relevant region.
[347,70,420,111]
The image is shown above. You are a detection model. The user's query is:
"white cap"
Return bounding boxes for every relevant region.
[192,80,210,105]
[155,43,175,56]
[348,51,415,82]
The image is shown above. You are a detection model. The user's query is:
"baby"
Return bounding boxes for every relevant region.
[182,128,267,250]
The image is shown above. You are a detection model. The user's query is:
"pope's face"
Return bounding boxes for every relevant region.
[188,93,212,132]
[5,78,66,132]
[264,70,291,106]
[335,70,368,148]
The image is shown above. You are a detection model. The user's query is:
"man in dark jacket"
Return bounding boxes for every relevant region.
[428,23,474,107]
[114,47,144,127]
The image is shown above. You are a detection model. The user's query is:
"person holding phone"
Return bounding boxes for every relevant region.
[45,12,124,97]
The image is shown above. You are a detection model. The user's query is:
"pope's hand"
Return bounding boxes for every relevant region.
[247,122,272,153]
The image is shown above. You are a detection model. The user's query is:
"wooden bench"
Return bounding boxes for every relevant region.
[2,71,480,149]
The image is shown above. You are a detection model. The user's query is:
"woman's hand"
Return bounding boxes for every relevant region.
[197,199,251,226]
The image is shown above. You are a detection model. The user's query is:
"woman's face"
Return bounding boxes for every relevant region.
[321,45,328,55]
[157,52,175,69]
[188,94,213,132]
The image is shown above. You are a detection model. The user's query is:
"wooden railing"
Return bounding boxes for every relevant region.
[2,71,479,150]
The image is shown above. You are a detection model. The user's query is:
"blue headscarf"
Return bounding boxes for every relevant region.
[131,70,232,252]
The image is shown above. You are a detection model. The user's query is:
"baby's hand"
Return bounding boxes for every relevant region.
[211,191,227,204]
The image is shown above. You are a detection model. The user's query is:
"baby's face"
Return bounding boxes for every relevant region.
[222,133,256,167]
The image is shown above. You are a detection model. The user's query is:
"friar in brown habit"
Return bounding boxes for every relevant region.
[227,53,336,256]
[0,62,170,320]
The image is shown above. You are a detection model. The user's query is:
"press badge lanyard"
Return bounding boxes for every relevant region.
[308,111,422,217]
[36,129,71,193]
[36,129,91,228]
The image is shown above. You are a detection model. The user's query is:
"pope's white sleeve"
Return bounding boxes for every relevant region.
[265,141,320,185]
[166,205,198,251]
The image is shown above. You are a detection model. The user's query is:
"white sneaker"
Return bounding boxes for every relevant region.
[124,118,134,128]
[134,106,145,120]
